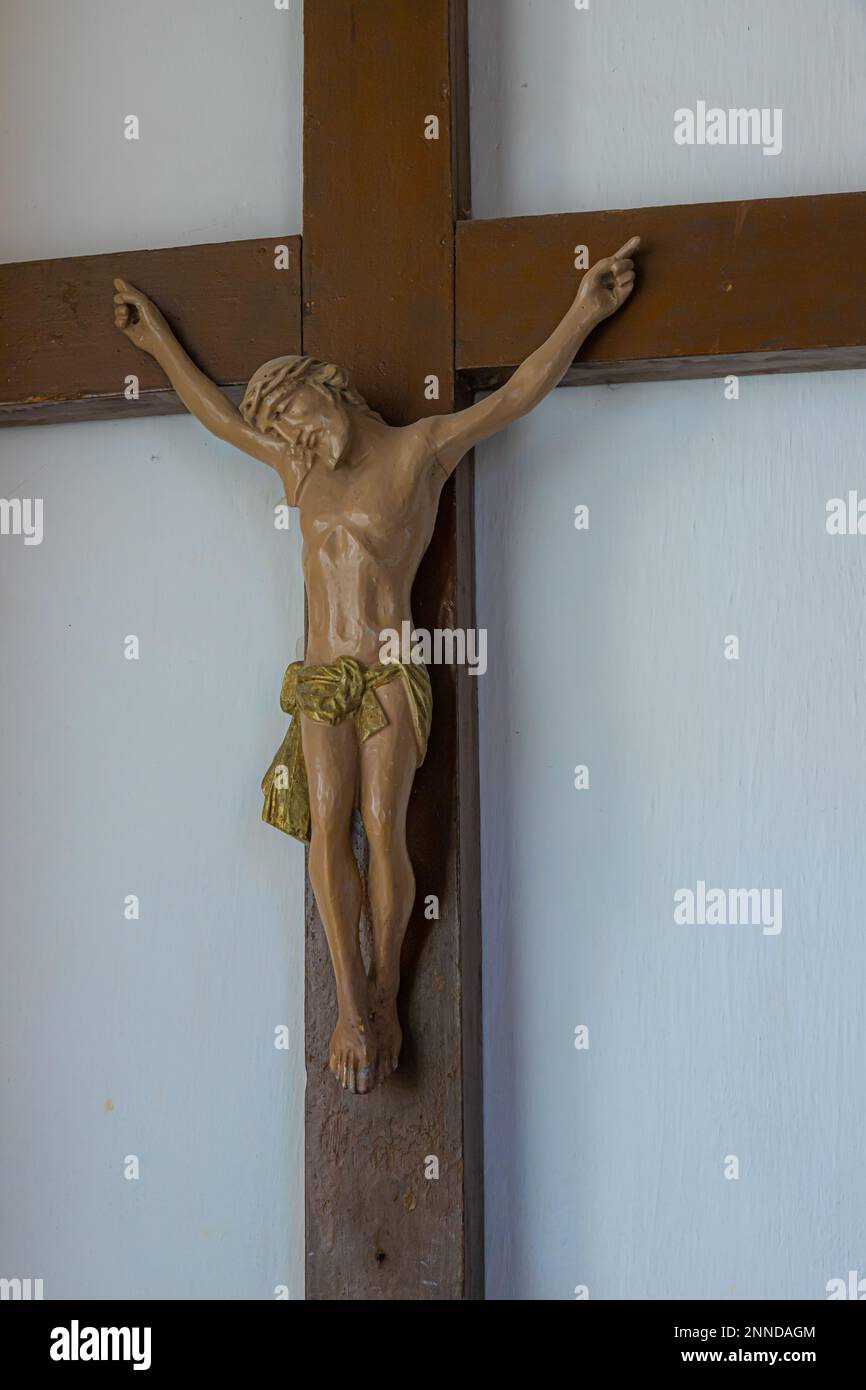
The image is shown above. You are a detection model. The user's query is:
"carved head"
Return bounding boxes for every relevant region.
[240,355,381,468]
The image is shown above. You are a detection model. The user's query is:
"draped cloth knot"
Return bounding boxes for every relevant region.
[261,656,432,843]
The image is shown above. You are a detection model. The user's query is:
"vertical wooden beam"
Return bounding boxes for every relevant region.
[303,0,482,1299]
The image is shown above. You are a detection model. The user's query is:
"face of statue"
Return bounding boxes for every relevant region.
[274,382,352,469]
[240,372,353,469]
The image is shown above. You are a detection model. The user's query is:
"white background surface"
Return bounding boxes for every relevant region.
[3,0,865,1304]
[0,0,305,1299]
[471,0,866,1300]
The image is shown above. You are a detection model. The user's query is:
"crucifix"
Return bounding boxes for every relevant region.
[2,0,865,1302]
[109,238,638,1096]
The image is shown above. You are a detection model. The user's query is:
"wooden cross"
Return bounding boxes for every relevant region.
[2,0,864,1301]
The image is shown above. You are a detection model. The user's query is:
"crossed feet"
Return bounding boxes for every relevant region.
[328,984,402,1095]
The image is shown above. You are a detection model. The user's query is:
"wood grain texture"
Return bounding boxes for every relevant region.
[456,193,866,387]
[0,237,302,425]
[303,0,482,1300]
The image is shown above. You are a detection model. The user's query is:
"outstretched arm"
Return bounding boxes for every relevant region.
[112,279,284,471]
[423,237,640,477]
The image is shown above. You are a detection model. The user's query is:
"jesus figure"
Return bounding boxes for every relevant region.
[113,235,640,1093]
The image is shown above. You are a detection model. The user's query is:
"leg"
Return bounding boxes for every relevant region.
[301,714,375,1094]
[359,679,420,1085]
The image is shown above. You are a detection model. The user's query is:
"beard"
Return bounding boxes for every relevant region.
[267,417,347,471]
[240,366,354,470]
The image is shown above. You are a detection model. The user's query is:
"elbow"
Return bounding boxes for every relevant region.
[504,383,543,420]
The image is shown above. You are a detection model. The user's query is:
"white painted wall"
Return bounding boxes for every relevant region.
[0,1,305,1299]
[6,0,864,1307]
[471,0,866,1300]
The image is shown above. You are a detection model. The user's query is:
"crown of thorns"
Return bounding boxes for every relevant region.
[240,356,382,430]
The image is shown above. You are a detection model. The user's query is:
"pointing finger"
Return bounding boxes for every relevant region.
[613,235,641,259]
[113,277,142,301]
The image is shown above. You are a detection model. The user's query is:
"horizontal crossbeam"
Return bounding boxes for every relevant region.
[5,192,866,428]
[456,192,866,388]
[0,237,302,426]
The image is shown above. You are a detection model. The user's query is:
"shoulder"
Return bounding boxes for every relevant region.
[396,418,449,481]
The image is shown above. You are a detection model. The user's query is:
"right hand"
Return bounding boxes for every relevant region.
[575,236,640,324]
[113,278,169,355]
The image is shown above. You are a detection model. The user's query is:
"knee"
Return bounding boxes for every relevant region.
[309,784,351,841]
[364,801,409,860]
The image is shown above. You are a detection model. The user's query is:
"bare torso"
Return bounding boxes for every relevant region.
[287,418,444,666]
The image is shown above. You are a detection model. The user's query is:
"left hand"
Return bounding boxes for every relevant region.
[576,236,640,323]
[113,278,170,356]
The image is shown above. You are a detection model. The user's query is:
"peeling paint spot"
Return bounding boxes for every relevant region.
[733,201,750,241]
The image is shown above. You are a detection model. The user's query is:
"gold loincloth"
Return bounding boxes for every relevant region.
[261,655,433,843]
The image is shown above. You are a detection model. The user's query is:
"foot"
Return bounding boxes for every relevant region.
[329,1011,378,1094]
[369,989,402,1087]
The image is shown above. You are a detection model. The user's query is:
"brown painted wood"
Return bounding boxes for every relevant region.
[302,0,482,1300]
[0,237,302,425]
[457,193,866,388]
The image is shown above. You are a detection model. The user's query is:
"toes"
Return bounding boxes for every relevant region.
[340,1058,374,1094]
[328,1030,392,1094]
